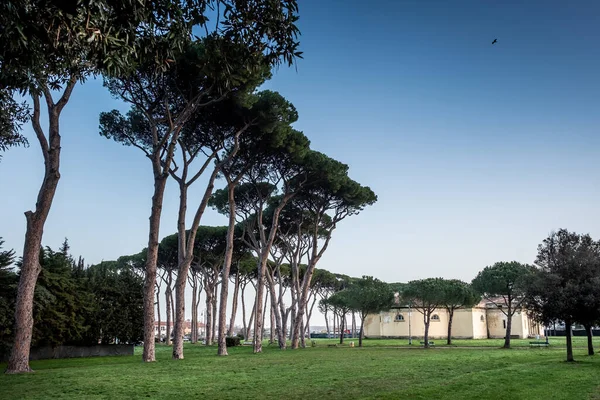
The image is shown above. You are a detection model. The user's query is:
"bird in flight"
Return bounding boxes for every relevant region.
[492,39,497,44]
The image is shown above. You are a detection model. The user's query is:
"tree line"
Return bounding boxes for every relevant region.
[0,238,143,358]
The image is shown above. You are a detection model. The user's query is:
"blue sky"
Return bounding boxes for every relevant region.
[1,0,599,286]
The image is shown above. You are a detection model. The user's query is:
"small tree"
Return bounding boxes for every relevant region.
[402,278,446,348]
[471,261,534,349]
[326,291,353,344]
[346,276,394,347]
[440,280,480,345]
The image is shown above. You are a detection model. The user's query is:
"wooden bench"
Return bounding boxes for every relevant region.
[529,341,549,347]
[419,341,435,347]
[242,341,253,346]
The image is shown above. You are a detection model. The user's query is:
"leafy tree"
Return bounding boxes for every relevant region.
[471,261,534,349]
[325,290,353,344]
[345,276,394,347]
[287,159,378,349]
[402,278,446,348]
[31,245,93,347]
[439,279,480,345]
[526,229,600,361]
[82,262,144,345]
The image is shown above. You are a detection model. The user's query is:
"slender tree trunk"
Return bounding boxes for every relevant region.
[241,284,248,339]
[339,314,345,345]
[172,167,218,358]
[269,297,275,344]
[565,320,574,362]
[266,274,285,349]
[351,312,356,339]
[212,284,218,342]
[503,306,512,349]
[359,315,365,347]
[291,260,319,349]
[190,280,197,344]
[333,313,337,339]
[306,294,318,341]
[423,313,430,349]
[194,279,202,342]
[447,309,454,345]
[261,289,269,344]
[6,82,76,374]
[205,285,213,345]
[217,186,237,356]
[254,260,267,353]
[156,286,161,343]
[247,294,256,340]
[324,309,330,338]
[165,280,172,346]
[585,324,594,356]
[228,273,240,337]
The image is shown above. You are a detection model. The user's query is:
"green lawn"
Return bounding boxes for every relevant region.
[1,342,600,399]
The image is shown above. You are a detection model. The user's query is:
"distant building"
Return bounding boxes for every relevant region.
[364,299,543,339]
[154,320,206,337]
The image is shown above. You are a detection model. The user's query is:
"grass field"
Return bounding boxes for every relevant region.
[1,340,600,399]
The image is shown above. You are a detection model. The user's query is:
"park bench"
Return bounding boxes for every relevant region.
[529,341,549,347]
[242,341,253,346]
[419,341,435,347]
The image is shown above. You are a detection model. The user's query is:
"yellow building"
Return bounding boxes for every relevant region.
[364,299,543,339]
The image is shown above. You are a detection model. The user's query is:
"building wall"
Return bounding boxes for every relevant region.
[364,305,542,340]
[471,308,488,339]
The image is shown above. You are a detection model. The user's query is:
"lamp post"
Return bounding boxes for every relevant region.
[408,303,412,345]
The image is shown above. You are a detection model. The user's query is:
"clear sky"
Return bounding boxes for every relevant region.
[1,0,600,291]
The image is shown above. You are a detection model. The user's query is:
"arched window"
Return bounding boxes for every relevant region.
[395,314,405,322]
[480,315,485,322]
[431,314,440,321]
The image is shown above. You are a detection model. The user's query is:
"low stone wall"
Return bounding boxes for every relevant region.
[1,344,134,362]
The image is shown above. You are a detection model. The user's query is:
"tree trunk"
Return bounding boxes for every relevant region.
[324,309,330,339]
[339,314,345,345]
[290,258,320,349]
[6,82,76,374]
[141,154,170,362]
[447,309,454,345]
[241,284,248,340]
[585,324,594,356]
[269,296,275,344]
[165,279,172,346]
[205,285,213,345]
[333,313,337,339]
[351,312,356,339]
[247,294,256,341]
[503,306,512,349]
[212,284,218,342]
[156,286,161,343]
[190,280,197,344]
[266,274,285,349]
[423,313,430,349]
[217,186,237,356]
[359,315,365,347]
[253,259,266,353]
[565,320,574,362]
[228,272,240,337]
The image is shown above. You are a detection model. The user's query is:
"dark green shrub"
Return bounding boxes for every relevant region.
[226,337,241,347]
